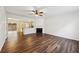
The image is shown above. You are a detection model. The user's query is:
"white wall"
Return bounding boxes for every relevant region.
[7,14,45,34]
[24,16,45,34]
[35,16,45,33]
[45,11,79,41]
[0,7,7,50]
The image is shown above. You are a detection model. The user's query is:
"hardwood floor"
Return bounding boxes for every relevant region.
[1,31,79,53]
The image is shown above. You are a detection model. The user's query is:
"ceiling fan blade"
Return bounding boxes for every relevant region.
[39,12,43,14]
[23,10,33,12]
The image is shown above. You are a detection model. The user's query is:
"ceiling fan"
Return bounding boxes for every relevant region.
[32,9,44,16]
[24,6,45,16]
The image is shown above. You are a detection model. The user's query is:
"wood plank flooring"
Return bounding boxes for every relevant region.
[1,31,79,53]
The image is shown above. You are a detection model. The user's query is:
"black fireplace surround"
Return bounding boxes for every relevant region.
[36,28,43,34]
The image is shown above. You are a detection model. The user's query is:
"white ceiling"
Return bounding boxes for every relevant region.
[44,6,79,16]
[5,6,79,19]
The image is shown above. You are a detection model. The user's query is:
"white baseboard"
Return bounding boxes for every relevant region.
[46,33,79,41]
[0,36,8,51]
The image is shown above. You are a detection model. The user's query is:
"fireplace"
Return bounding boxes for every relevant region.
[36,28,43,34]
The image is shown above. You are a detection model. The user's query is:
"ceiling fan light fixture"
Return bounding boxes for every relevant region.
[35,14,39,16]
[32,9,44,16]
